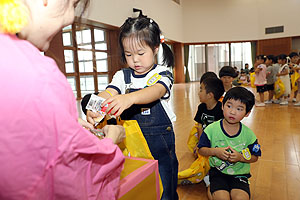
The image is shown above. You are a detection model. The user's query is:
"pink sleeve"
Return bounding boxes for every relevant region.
[26,66,125,200]
[0,34,124,200]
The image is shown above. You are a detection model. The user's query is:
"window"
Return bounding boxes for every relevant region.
[62,23,110,99]
[207,43,229,73]
[187,42,252,80]
[188,45,206,82]
[231,42,253,71]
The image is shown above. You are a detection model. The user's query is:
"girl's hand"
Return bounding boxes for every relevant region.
[86,110,102,125]
[214,147,231,161]
[103,125,126,144]
[102,94,134,117]
[78,118,94,130]
[227,146,242,163]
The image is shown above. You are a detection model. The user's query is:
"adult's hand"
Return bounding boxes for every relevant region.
[86,110,102,125]
[78,118,94,130]
[103,125,126,144]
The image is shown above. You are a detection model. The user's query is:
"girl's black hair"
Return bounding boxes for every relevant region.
[223,87,255,113]
[119,17,174,67]
[277,54,287,61]
[256,55,266,62]
[266,55,276,63]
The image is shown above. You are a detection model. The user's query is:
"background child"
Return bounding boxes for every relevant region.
[277,54,291,105]
[265,55,279,103]
[244,63,250,75]
[254,55,267,107]
[288,52,300,105]
[84,16,178,200]
[219,66,237,93]
[194,75,224,200]
[239,69,249,86]
[0,0,126,199]
[198,87,261,200]
[194,77,225,138]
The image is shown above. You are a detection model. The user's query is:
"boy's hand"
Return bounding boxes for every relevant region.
[102,94,134,117]
[227,146,242,163]
[214,147,231,161]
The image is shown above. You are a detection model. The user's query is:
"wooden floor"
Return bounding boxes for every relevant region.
[77,82,300,200]
[171,82,300,200]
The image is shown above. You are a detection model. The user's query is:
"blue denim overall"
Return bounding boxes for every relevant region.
[121,68,178,200]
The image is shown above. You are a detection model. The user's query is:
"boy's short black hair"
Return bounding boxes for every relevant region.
[202,77,225,101]
[219,66,237,78]
[222,87,255,113]
[200,72,218,83]
[289,52,299,58]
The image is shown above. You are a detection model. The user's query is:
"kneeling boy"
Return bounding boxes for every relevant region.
[198,87,261,200]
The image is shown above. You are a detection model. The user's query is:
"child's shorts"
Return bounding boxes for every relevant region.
[209,167,250,197]
[256,85,267,93]
[266,84,274,91]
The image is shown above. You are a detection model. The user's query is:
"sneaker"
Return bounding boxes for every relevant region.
[280,101,288,105]
[203,175,210,187]
[292,98,297,102]
[294,102,300,106]
[264,100,272,104]
[273,99,281,104]
[256,102,265,107]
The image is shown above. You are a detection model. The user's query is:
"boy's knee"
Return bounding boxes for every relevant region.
[230,189,249,200]
[212,190,230,200]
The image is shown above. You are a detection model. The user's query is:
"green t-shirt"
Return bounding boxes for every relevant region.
[205,120,258,175]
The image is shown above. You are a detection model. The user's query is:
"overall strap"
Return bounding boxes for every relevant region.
[122,68,132,94]
[122,68,132,84]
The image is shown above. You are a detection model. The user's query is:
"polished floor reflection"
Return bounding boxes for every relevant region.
[77,82,300,200]
[172,82,300,200]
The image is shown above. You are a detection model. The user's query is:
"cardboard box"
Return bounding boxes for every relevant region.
[118,157,162,200]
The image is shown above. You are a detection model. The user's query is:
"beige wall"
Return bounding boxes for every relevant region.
[86,0,183,42]
[84,0,300,43]
[182,0,300,43]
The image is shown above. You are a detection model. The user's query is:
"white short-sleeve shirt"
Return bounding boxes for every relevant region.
[107,65,176,122]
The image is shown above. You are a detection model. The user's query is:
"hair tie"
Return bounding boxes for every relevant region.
[160,35,165,44]
[0,0,29,34]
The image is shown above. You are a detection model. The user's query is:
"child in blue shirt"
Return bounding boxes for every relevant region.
[198,87,261,200]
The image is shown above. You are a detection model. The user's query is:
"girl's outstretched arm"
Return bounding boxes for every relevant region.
[102,83,167,117]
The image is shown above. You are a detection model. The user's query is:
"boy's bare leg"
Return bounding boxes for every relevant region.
[212,190,230,200]
[207,186,212,200]
[230,189,249,200]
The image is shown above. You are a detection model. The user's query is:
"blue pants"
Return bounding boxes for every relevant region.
[142,125,179,200]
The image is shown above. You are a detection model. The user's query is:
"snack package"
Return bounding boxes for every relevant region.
[85,94,107,125]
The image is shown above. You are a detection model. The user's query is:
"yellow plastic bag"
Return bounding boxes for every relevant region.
[187,123,200,153]
[291,71,300,92]
[250,72,256,88]
[274,78,285,99]
[178,153,210,185]
[95,116,153,159]
[96,116,162,196]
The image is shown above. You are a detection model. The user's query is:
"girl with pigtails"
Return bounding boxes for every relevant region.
[82,16,179,200]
